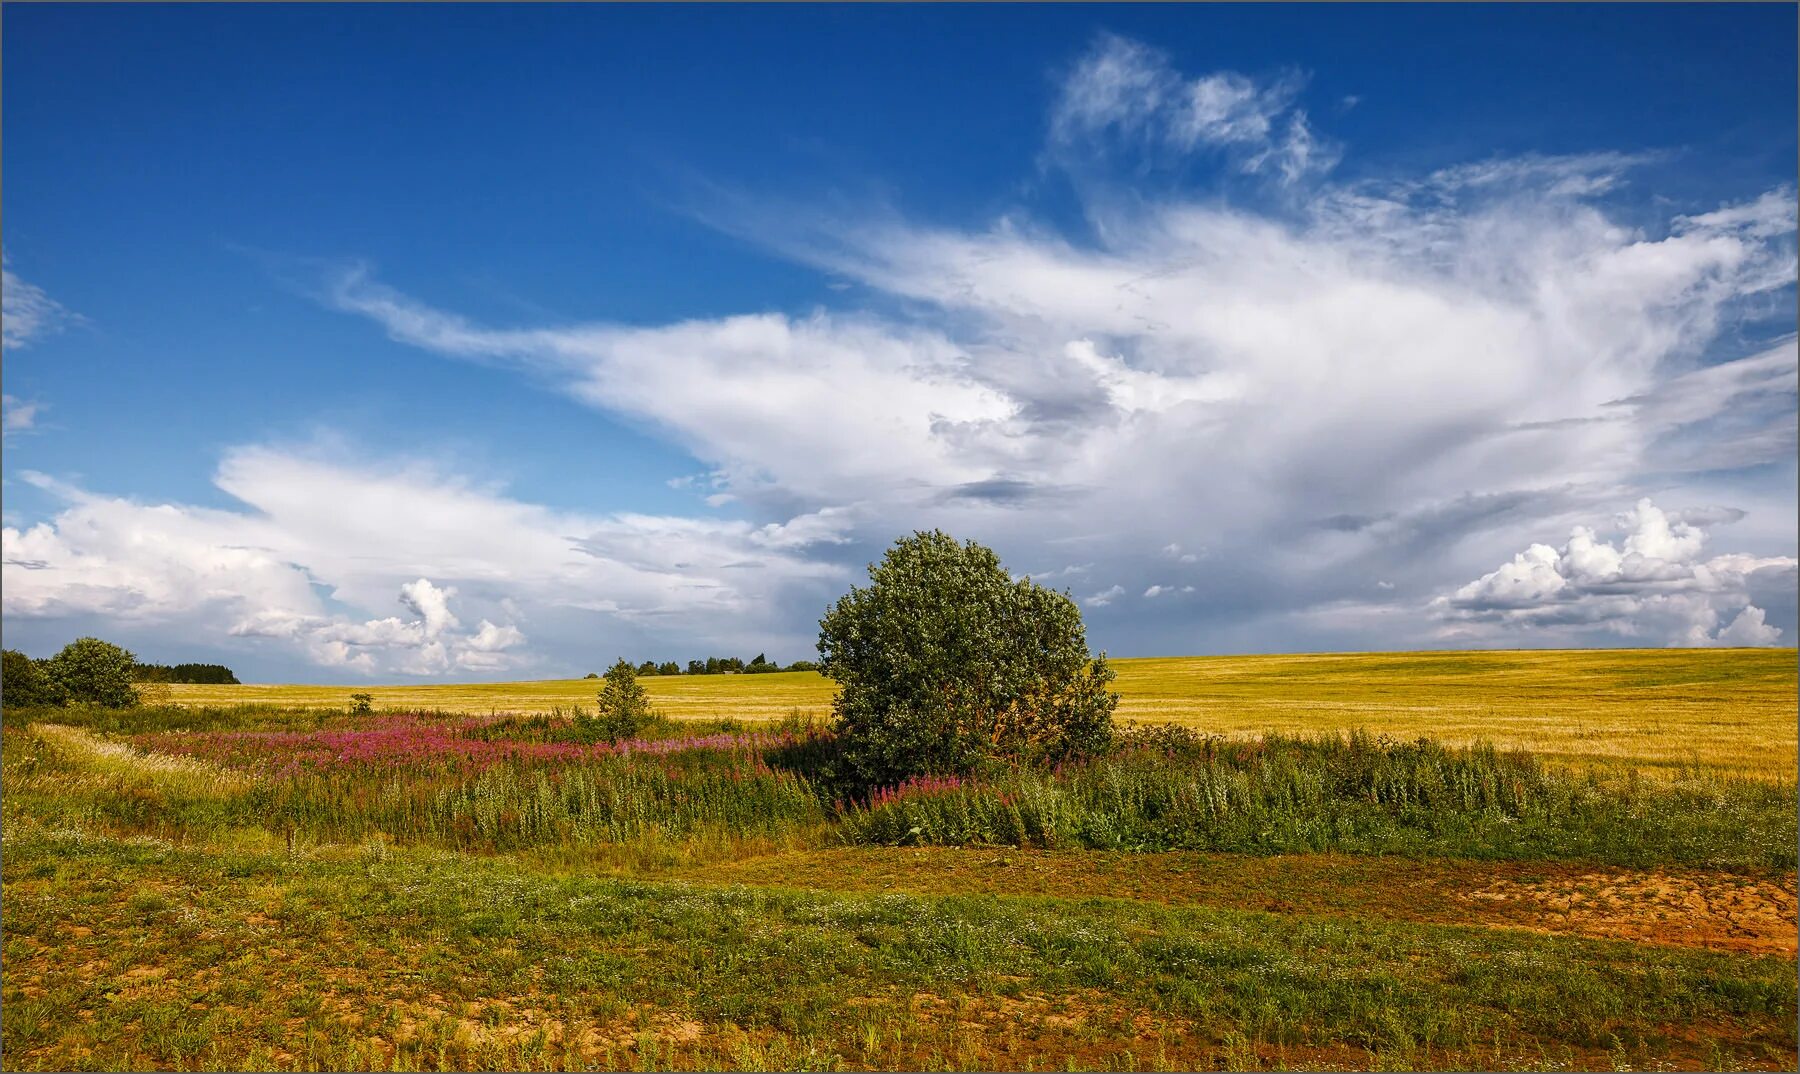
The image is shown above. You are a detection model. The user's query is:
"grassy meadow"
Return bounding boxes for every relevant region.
[4,647,1796,1071]
[164,648,1800,779]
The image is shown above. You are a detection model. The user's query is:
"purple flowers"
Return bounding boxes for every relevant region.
[137,713,805,776]
[865,772,972,808]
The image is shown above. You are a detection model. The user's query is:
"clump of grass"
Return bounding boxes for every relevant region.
[6,720,830,854]
[249,758,827,851]
[836,730,1797,870]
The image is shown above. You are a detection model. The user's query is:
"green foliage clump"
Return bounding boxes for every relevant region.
[587,658,654,743]
[3,649,68,708]
[818,530,1117,788]
[348,693,375,715]
[45,638,140,708]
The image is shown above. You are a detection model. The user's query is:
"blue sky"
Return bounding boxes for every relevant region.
[4,4,1796,681]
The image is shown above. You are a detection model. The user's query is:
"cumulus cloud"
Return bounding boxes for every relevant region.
[1432,499,1795,646]
[1716,606,1783,647]
[230,580,522,675]
[398,577,460,637]
[1,446,852,676]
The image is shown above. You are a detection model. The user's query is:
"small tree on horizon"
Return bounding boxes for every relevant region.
[818,530,1117,788]
[594,658,654,742]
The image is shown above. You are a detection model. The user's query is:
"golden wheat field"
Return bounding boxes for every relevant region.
[166,648,1798,779]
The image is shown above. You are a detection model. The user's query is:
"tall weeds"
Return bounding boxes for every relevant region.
[7,717,1791,869]
[837,731,1797,869]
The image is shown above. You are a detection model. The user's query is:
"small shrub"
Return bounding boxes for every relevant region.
[349,693,375,716]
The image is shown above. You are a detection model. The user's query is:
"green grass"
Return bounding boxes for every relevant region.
[162,648,1800,779]
[3,826,1793,1072]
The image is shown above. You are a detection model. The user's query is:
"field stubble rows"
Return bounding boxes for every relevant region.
[165,649,1800,779]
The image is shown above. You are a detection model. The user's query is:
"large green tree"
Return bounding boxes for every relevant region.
[817,530,1117,787]
[46,637,140,708]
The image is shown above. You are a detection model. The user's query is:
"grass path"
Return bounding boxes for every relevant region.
[167,648,1800,777]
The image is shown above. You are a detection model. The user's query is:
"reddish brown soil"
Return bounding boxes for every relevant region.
[680,847,1800,957]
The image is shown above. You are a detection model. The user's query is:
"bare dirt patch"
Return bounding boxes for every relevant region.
[682,847,1799,956]
[1465,870,1798,956]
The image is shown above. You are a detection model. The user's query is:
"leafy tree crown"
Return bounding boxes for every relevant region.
[2,649,68,708]
[592,658,654,742]
[46,637,140,708]
[817,530,1117,787]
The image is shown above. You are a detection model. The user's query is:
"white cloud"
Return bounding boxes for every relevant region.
[2,261,75,350]
[2,445,851,676]
[310,42,1795,655]
[1716,605,1782,647]
[328,265,1015,504]
[1432,498,1794,647]
[1161,543,1201,564]
[467,619,526,653]
[1084,584,1125,607]
[1048,34,1336,185]
[2,395,41,435]
[398,577,460,637]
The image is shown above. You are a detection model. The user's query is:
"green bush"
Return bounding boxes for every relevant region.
[46,638,139,708]
[818,530,1117,788]
[2,649,68,708]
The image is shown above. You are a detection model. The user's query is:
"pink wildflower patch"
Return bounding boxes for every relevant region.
[866,772,973,809]
[134,713,804,776]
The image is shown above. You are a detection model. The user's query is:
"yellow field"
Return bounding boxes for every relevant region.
[168,648,1798,779]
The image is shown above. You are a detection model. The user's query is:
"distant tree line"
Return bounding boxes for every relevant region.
[585,653,819,678]
[131,662,240,684]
